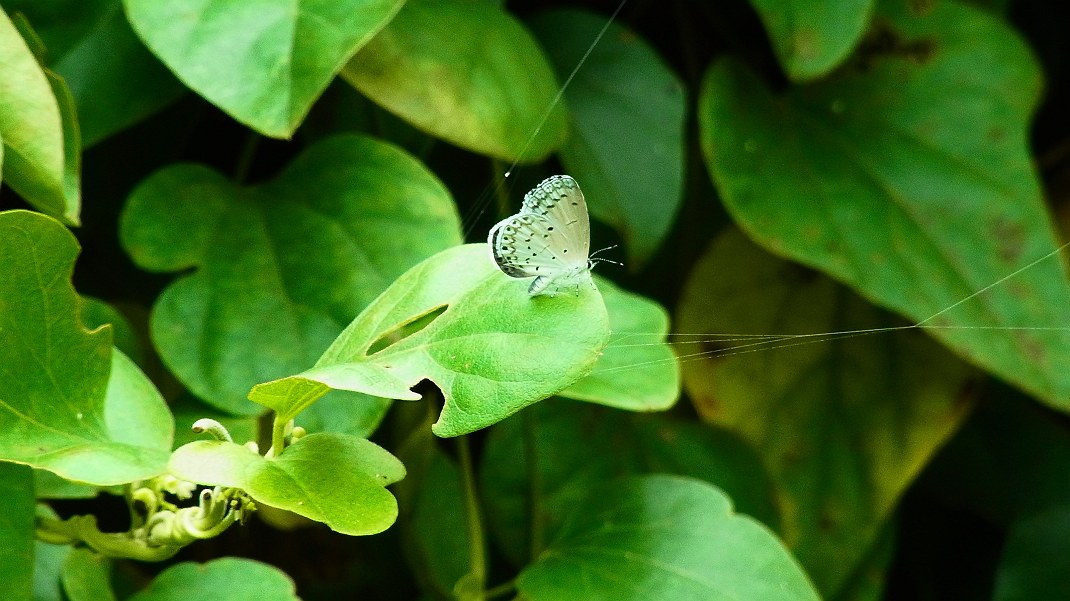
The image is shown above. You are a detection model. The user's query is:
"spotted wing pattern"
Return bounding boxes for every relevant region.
[488,175,591,296]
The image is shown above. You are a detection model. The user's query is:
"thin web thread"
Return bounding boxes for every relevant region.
[502,0,628,179]
[595,238,1070,373]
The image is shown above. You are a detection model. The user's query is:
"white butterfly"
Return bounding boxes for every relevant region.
[488,175,597,297]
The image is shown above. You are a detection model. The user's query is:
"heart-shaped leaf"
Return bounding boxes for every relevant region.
[560,277,679,411]
[121,133,461,415]
[531,9,685,266]
[677,229,973,595]
[169,432,404,536]
[0,9,79,224]
[0,210,172,486]
[699,1,1070,409]
[122,0,404,138]
[516,474,820,601]
[341,0,567,162]
[480,399,778,568]
[251,244,610,437]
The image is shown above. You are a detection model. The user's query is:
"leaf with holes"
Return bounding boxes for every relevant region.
[250,244,610,437]
[560,277,679,411]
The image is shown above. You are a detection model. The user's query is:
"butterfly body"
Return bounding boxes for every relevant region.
[488,175,592,296]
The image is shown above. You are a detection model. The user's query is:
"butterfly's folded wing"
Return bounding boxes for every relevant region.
[489,175,593,296]
[521,175,591,260]
[489,213,574,278]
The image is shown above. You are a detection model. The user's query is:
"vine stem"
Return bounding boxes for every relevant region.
[457,435,487,598]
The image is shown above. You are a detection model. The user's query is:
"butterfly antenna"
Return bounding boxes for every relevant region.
[589,245,623,268]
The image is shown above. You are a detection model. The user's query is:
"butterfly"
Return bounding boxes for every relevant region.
[488,175,599,297]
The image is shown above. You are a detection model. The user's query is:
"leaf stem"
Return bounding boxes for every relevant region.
[522,409,546,560]
[270,414,288,457]
[233,132,261,184]
[457,435,487,597]
[483,579,517,600]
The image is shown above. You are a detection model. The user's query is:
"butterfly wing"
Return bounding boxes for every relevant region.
[489,212,573,278]
[520,175,590,264]
[488,175,592,296]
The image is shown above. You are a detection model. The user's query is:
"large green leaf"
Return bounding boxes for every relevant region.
[341,0,567,162]
[0,463,34,601]
[0,210,171,485]
[5,0,185,146]
[251,244,610,437]
[121,133,461,415]
[127,558,298,601]
[748,0,874,80]
[560,277,679,411]
[677,229,973,596]
[531,9,685,266]
[169,432,404,536]
[699,0,1070,409]
[480,399,779,568]
[122,0,403,138]
[516,474,820,601]
[0,8,78,223]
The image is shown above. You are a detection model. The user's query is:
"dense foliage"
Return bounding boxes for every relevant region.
[2,0,1069,599]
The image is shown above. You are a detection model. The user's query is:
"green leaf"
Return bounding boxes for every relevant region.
[748,0,875,80]
[481,399,779,567]
[61,549,115,601]
[0,9,79,224]
[531,9,685,266]
[120,133,461,415]
[404,449,471,598]
[251,244,610,437]
[127,558,299,601]
[698,1,1070,409]
[516,474,820,601]
[992,507,1070,601]
[81,296,141,366]
[341,0,567,162]
[5,0,188,147]
[169,432,404,536]
[0,463,34,601]
[0,210,171,485]
[677,229,973,595]
[122,0,403,138]
[33,469,99,500]
[32,542,71,601]
[561,277,679,411]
